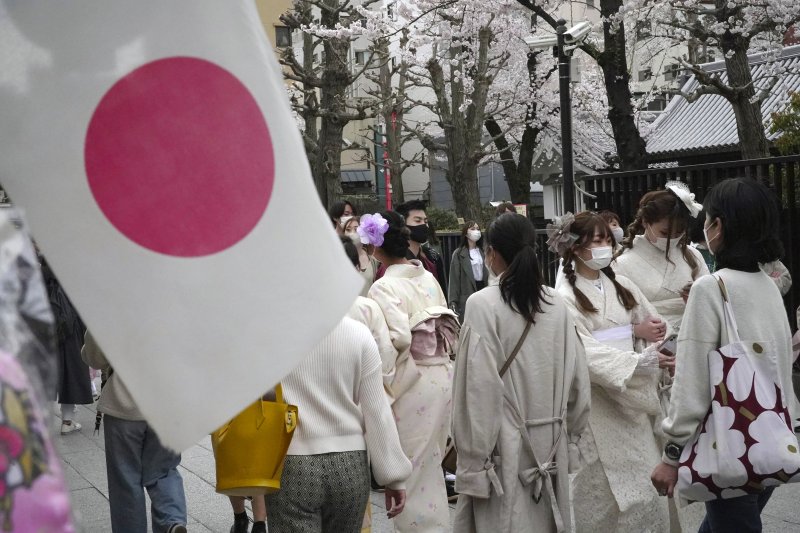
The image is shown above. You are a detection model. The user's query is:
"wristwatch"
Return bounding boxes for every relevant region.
[664,442,683,461]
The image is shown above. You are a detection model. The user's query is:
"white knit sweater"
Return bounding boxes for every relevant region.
[661,269,796,464]
[281,317,412,490]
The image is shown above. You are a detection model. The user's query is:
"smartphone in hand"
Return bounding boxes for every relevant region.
[657,334,678,357]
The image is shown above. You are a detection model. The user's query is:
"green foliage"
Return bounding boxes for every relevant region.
[770,92,800,156]
[426,207,460,231]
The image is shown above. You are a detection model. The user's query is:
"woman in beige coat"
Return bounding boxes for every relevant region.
[451,213,592,533]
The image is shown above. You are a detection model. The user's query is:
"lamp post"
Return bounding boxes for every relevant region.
[556,19,575,214]
[523,19,591,215]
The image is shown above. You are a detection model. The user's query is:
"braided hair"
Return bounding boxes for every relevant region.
[563,212,637,314]
[619,190,701,278]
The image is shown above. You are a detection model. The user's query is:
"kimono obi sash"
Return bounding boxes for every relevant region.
[409,306,460,366]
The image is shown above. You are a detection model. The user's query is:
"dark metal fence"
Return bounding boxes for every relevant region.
[436,155,800,330]
[582,155,800,330]
[436,229,560,290]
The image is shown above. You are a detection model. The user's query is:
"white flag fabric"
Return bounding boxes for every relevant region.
[0,1,362,450]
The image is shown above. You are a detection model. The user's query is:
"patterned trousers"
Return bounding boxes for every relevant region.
[266,450,370,533]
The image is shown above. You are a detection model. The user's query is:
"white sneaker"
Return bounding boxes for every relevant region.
[60,421,82,435]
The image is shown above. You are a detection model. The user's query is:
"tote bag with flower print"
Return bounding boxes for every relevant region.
[677,276,800,505]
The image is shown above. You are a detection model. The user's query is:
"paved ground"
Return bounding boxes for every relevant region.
[57,401,800,532]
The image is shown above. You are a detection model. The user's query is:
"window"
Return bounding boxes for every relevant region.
[663,64,681,81]
[638,68,652,82]
[355,51,367,65]
[275,26,291,48]
[646,96,667,112]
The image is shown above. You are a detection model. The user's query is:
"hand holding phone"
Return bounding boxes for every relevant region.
[657,333,678,357]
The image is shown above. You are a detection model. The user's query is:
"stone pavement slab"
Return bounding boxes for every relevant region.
[56,401,800,532]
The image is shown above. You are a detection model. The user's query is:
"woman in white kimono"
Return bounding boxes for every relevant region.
[451,213,592,533]
[365,211,457,533]
[556,211,673,533]
[613,182,710,332]
[613,184,710,531]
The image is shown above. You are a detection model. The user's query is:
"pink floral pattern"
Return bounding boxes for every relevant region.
[678,344,800,502]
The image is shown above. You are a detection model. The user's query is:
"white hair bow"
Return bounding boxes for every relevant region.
[665,181,703,218]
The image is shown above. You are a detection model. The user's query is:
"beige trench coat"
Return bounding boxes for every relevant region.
[451,286,591,533]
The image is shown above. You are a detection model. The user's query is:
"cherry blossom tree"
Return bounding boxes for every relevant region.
[279,0,389,207]
[403,0,550,219]
[630,0,800,159]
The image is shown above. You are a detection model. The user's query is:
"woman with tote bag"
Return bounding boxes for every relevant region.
[651,178,799,532]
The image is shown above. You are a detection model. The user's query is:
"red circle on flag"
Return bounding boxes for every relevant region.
[85,57,275,257]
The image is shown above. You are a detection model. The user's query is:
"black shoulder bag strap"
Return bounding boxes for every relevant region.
[499,320,533,377]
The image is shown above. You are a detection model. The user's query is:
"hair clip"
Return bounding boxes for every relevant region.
[665,181,703,218]
[546,212,579,256]
[356,213,389,247]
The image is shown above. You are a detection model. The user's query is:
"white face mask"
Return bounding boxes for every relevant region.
[340,215,353,227]
[611,227,624,243]
[646,225,683,252]
[486,249,496,276]
[703,221,719,255]
[467,229,481,242]
[580,246,613,271]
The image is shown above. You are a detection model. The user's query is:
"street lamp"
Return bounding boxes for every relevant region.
[524,19,592,214]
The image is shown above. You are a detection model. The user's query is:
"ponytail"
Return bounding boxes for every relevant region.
[500,244,549,323]
[488,214,550,324]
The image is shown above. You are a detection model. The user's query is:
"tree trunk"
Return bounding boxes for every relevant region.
[426,55,483,220]
[448,157,483,222]
[485,118,540,204]
[302,26,318,170]
[723,45,771,159]
[484,52,543,205]
[600,0,648,170]
[313,1,350,207]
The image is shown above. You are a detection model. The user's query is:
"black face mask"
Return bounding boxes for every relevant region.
[408,224,429,244]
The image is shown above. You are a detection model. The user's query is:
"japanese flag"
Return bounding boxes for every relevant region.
[0,1,363,450]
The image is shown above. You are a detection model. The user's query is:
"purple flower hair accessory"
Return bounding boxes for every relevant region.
[357,213,389,246]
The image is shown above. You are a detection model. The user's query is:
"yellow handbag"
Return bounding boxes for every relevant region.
[211,384,298,496]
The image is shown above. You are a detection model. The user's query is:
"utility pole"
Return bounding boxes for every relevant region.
[556,19,575,214]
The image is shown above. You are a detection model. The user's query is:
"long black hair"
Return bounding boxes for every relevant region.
[704,178,783,272]
[486,213,549,323]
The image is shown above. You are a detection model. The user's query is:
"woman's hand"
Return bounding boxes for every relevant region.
[634,317,666,343]
[651,462,678,497]
[385,488,406,518]
[659,353,676,376]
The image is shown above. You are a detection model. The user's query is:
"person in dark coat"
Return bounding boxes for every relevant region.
[448,221,488,318]
[41,259,92,434]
